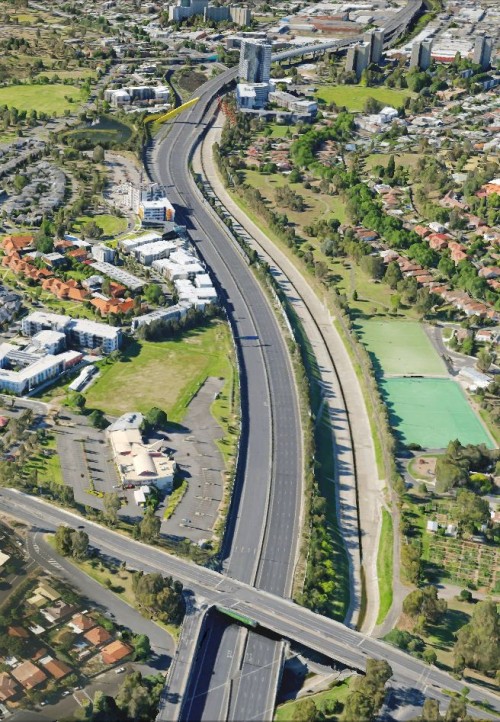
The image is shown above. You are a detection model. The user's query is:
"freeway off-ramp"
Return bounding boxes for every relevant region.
[1,489,499,718]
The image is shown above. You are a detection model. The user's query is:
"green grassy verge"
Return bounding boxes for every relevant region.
[46,534,180,641]
[376,508,394,625]
[25,435,64,485]
[163,479,188,520]
[274,679,354,721]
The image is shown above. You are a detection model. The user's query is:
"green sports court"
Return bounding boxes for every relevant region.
[354,320,446,377]
[381,378,493,449]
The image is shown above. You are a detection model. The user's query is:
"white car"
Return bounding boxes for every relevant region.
[115,667,125,674]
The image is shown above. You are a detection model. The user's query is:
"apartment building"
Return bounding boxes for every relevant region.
[22,312,122,353]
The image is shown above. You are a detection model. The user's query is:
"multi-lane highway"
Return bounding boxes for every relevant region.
[2,490,499,719]
[149,57,303,720]
[145,4,428,716]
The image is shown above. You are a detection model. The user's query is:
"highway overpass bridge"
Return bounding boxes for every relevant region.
[2,490,499,720]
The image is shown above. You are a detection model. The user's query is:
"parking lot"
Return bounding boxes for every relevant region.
[55,413,119,510]
[160,377,225,544]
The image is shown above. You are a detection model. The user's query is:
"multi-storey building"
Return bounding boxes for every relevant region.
[239,39,272,83]
[473,35,493,69]
[22,312,122,354]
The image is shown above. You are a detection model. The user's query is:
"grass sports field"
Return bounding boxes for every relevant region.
[315,85,413,111]
[354,320,446,376]
[381,378,493,449]
[0,84,84,115]
[85,321,233,422]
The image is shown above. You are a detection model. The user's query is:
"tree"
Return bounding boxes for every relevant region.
[144,407,168,431]
[386,155,396,179]
[291,698,317,722]
[384,261,402,289]
[71,530,89,560]
[92,690,121,722]
[435,458,468,493]
[144,283,163,305]
[421,698,441,721]
[452,489,490,533]
[92,145,105,163]
[403,586,447,627]
[71,392,86,410]
[344,690,374,722]
[82,220,103,239]
[364,97,382,114]
[453,600,499,674]
[54,524,74,556]
[103,492,121,524]
[360,255,384,280]
[132,634,151,661]
[477,348,493,373]
[139,508,160,543]
[89,409,107,429]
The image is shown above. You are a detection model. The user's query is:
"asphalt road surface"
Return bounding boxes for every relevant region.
[1,491,499,719]
[149,64,302,720]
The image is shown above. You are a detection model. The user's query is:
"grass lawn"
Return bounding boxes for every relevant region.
[415,598,472,671]
[353,319,446,377]
[365,152,423,170]
[267,123,299,138]
[376,508,394,625]
[25,435,64,485]
[72,214,127,239]
[381,378,494,449]
[315,84,413,111]
[275,679,354,721]
[0,83,85,115]
[85,321,234,422]
[36,69,96,81]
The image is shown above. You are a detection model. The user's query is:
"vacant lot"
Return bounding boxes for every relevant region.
[315,84,413,111]
[381,378,493,449]
[243,169,348,227]
[85,322,233,422]
[354,320,446,376]
[0,83,84,114]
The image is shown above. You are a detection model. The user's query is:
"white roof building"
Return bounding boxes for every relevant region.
[107,413,176,492]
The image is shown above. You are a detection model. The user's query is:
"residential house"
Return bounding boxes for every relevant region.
[428,233,450,251]
[100,640,132,665]
[8,626,29,639]
[11,661,47,690]
[478,266,500,279]
[0,673,18,702]
[414,225,430,238]
[84,626,111,647]
[2,234,34,255]
[68,613,95,634]
[41,601,75,624]
[41,657,72,680]
[36,582,60,602]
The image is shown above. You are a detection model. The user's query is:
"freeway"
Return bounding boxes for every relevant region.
[149,50,303,720]
[145,1,433,717]
[1,490,499,718]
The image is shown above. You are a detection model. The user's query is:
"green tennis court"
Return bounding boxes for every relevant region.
[354,320,446,376]
[381,378,493,449]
